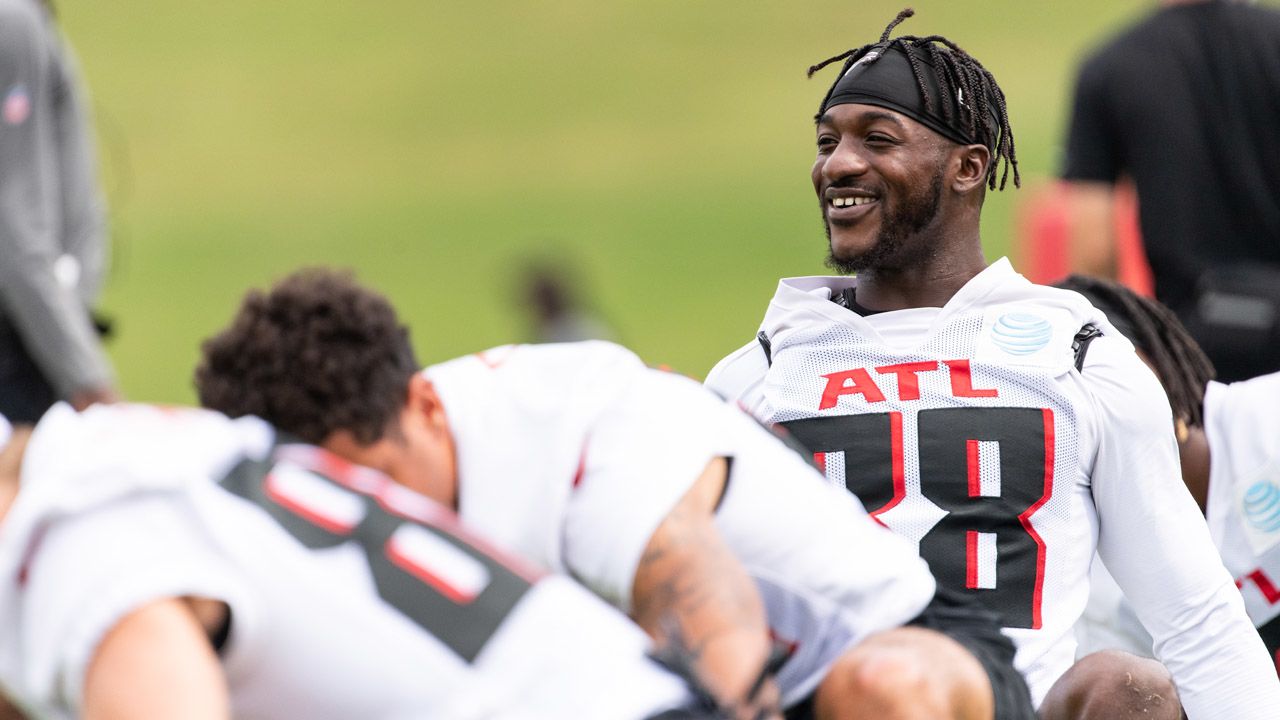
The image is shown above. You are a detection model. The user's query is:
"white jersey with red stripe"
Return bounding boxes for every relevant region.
[424,340,937,706]
[1205,371,1280,665]
[1077,372,1280,669]
[705,259,1279,716]
[0,403,693,720]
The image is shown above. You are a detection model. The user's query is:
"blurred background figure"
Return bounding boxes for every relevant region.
[519,254,616,344]
[1058,0,1280,382]
[0,0,119,425]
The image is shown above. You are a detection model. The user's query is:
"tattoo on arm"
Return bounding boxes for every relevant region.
[631,458,781,720]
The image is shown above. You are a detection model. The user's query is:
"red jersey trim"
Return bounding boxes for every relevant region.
[869,412,907,527]
[1016,408,1055,630]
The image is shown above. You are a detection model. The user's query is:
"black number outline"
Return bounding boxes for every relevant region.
[780,407,1054,629]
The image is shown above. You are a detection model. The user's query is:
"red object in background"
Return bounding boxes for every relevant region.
[1016,180,1154,297]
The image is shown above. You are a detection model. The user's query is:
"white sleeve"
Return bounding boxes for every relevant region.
[1083,337,1280,718]
[20,493,256,715]
[704,339,770,417]
[1205,373,1280,544]
[562,369,728,611]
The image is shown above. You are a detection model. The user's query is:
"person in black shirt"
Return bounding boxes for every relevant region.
[1060,0,1280,382]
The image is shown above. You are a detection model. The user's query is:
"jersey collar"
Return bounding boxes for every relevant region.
[763,258,1018,345]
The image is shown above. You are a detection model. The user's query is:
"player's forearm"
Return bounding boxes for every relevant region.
[630,459,780,719]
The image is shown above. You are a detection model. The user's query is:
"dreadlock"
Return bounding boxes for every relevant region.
[1057,274,1215,427]
[807,8,1020,191]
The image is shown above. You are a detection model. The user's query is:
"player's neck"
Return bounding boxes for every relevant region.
[851,240,987,312]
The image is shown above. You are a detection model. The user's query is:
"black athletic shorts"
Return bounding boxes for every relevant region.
[783,586,1035,720]
[0,317,57,425]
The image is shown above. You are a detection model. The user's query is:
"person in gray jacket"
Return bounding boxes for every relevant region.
[0,0,118,424]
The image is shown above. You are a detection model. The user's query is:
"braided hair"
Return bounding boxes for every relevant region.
[1057,274,1215,427]
[807,8,1020,191]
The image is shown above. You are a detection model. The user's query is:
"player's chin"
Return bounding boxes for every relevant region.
[827,223,879,266]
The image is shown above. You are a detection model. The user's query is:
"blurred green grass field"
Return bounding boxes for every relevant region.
[58,0,1173,400]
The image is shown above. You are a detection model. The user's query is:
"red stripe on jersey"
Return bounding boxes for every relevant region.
[813,452,827,473]
[947,360,999,398]
[474,346,520,369]
[265,473,358,535]
[372,488,544,584]
[767,627,800,659]
[385,542,479,605]
[966,530,980,589]
[16,526,48,588]
[571,440,589,489]
[276,444,390,495]
[276,443,543,583]
[967,439,981,497]
[1016,408,1055,630]
[1247,570,1280,605]
[869,412,907,527]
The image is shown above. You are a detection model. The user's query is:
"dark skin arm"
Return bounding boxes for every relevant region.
[0,696,27,720]
[1177,420,1211,513]
[631,457,781,720]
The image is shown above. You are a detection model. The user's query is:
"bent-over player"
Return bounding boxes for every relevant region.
[705,9,1280,720]
[196,268,1035,720]
[0,404,714,720]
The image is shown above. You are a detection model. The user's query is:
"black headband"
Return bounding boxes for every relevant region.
[822,45,997,148]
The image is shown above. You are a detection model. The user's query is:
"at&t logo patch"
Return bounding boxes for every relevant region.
[1244,480,1280,533]
[975,305,1074,369]
[991,313,1053,356]
[1240,473,1280,556]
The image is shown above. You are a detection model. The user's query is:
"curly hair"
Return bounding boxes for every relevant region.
[195,268,420,445]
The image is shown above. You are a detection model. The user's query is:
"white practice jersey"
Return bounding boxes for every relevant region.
[1206,371,1280,667]
[0,403,692,720]
[425,341,937,706]
[1077,373,1280,669]
[705,259,1279,716]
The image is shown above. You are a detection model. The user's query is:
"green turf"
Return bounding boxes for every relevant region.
[54,0,1227,400]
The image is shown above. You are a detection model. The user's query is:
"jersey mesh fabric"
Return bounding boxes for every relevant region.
[763,297,1088,705]
[1206,374,1280,635]
[709,260,1280,717]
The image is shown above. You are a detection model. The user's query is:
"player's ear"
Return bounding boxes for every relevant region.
[951,143,991,195]
[407,374,450,434]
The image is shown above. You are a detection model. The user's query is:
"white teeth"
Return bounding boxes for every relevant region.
[831,196,873,208]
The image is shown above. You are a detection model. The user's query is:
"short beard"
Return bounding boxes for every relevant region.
[823,167,944,275]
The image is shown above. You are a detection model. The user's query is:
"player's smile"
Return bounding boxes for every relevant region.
[824,187,880,224]
[813,103,947,273]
